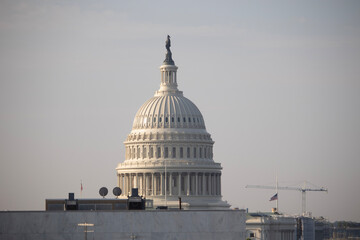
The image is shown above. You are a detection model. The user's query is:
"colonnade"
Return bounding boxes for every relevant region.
[125,145,213,160]
[118,172,221,197]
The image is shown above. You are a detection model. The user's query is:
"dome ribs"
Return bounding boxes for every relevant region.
[133,95,206,130]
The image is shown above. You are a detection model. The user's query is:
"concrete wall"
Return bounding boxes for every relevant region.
[0,210,246,240]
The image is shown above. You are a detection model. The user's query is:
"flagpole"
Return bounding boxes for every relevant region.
[276,175,278,211]
[165,160,167,206]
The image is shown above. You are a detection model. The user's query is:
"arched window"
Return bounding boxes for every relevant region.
[187,147,190,158]
[193,147,197,158]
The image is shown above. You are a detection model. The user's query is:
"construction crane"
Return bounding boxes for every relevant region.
[245,181,328,215]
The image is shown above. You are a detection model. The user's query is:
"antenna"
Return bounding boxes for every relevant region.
[113,187,122,198]
[99,187,108,198]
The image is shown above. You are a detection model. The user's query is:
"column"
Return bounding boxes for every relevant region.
[160,172,164,195]
[136,173,139,189]
[219,173,221,196]
[154,173,157,196]
[144,173,148,197]
[187,173,190,196]
[125,174,128,196]
[211,173,214,195]
[129,173,135,193]
[142,174,145,195]
[178,173,182,196]
[215,174,218,195]
[169,172,173,196]
[119,174,122,196]
[123,174,126,196]
[118,174,122,195]
[195,173,198,196]
[217,174,220,195]
[208,173,211,195]
[151,173,154,196]
[202,173,206,196]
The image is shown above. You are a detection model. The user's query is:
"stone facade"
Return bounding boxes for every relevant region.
[246,213,297,240]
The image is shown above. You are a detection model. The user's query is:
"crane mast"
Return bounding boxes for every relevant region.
[245,181,327,215]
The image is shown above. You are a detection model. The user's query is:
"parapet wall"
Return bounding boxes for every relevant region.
[0,210,246,240]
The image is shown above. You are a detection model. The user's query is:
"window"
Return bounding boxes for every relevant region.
[159,117,162,123]
[157,147,161,158]
[172,147,176,158]
[171,117,174,122]
[164,147,168,158]
[183,117,186,122]
[200,147,202,158]
[143,147,147,158]
[193,118,195,123]
[178,117,180,122]
[250,233,255,238]
[187,147,190,158]
[165,117,168,123]
[180,147,183,158]
[154,118,156,122]
[193,147,197,158]
[188,117,191,122]
[149,147,153,158]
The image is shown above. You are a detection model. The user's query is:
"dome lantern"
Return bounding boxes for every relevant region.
[156,35,181,96]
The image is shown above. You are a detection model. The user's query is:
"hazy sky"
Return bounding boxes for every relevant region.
[0,0,359,222]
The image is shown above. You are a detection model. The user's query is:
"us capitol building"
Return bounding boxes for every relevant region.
[116,36,230,209]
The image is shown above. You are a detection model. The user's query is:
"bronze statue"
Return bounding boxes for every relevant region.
[164,35,174,65]
[166,35,171,52]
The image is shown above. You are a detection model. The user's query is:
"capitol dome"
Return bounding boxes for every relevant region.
[132,94,206,130]
[116,36,229,209]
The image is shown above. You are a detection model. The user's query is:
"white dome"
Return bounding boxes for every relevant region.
[132,94,206,130]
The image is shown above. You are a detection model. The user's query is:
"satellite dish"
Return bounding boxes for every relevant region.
[99,187,108,198]
[113,187,122,197]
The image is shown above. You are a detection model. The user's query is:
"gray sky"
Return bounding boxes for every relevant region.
[0,0,359,222]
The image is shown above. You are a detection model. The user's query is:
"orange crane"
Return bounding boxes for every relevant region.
[245,181,327,215]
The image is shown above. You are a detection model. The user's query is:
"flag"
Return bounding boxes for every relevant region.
[269,193,278,201]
